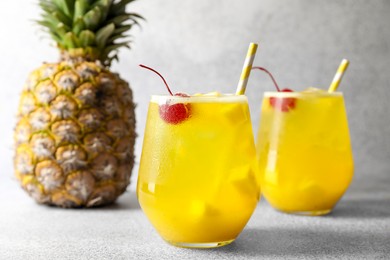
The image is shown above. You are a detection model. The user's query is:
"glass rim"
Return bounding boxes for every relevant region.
[263,91,343,98]
[150,94,248,103]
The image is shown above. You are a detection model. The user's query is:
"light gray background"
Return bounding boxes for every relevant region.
[0,0,389,188]
[0,0,389,259]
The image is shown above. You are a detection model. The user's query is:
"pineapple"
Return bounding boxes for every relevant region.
[14,0,143,207]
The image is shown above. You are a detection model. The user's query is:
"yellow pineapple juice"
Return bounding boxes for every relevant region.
[257,90,353,215]
[137,95,260,248]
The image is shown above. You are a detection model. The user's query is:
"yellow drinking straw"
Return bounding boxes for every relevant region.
[328,59,350,92]
[236,42,258,95]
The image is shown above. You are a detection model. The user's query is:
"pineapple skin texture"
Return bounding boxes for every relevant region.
[14,59,136,208]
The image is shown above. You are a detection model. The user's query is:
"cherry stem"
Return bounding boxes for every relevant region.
[139,64,173,96]
[252,67,281,92]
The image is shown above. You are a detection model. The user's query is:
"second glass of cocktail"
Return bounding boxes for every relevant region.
[254,62,354,216]
[257,90,354,215]
[137,65,260,248]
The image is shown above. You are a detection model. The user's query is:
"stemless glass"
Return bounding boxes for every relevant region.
[137,94,260,248]
[257,91,354,216]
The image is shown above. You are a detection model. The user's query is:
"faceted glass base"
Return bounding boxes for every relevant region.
[168,239,235,248]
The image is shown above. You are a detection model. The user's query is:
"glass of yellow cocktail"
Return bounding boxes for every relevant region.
[254,61,353,216]
[137,65,260,248]
[257,90,353,215]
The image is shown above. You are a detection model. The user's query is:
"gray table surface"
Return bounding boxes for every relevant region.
[1,174,389,260]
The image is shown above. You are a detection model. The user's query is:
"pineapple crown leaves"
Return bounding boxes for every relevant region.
[37,0,144,66]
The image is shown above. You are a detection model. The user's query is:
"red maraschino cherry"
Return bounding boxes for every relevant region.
[252,67,296,112]
[139,64,191,124]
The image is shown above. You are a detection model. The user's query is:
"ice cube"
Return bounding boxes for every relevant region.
[189,200,219,221]
[301,87,326,93]
[193,91,222,97]
[227,165,260,198]
[203,91,222,96]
